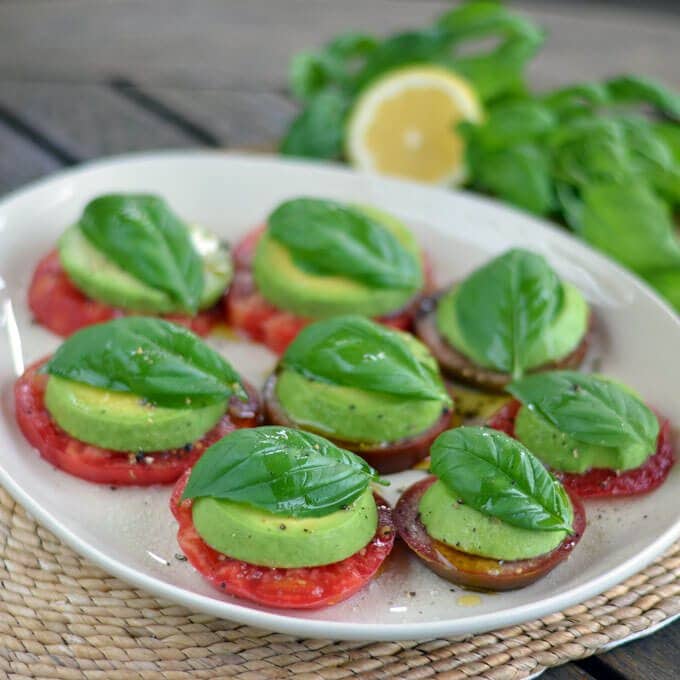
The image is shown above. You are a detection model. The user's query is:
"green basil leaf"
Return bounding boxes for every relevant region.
[44,317,245,408]
[280,90,349,160]
[79,194,203,313]
[578,180,680,273]
[267,198,422,290]
[288,33,378,101]
[542,82,609,117]
[282,316,451,405]
[438,1,544,102]
[508,371,659,451]
[454,249,563,378]
[462,99,556,151]
[549,118,633,187]
[181,426,383,517]
[605,75,680,120]
[431,426,573,533]
[467,144,554,215]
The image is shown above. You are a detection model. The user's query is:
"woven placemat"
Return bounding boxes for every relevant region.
[0,487,678,680]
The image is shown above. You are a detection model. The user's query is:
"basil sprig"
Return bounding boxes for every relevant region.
[182,426,384,517]
[268,198,422,290]
[454,249,563,378]
[282,316,451,404]
[79,194,204,313]
[44,317,245,408]
[431,426,573,533]
[508,371,659,451]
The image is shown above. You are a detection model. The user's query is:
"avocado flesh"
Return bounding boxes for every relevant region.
[192,486,378,568]
[419,480,570,561]
[514,405,652,474]
[436,282,589,371]
[276,369,444,444]
[58,223,232,314]
[45,375,226,452]
[253,205,423,318]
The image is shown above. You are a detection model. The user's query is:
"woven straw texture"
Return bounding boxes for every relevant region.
[0,485,678,680]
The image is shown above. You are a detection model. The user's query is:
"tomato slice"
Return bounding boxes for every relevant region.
[487,400,675,499]
[225,225,431,354]
[394,476,586,591]
[170,469,395,609]
[28,250,224,337]
[14,360,262,486]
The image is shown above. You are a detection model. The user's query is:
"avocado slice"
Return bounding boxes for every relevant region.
[192,486,378,568]
[419,480,570,561]
[275,329,448,445]
[275,369,446,444]
[59,223,232,314]
[436,282,589,370]
[253,205,423,318]
[514,404,652,474]
[45,375,227,452]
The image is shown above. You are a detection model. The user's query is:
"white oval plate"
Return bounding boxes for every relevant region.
[0,151,678,641]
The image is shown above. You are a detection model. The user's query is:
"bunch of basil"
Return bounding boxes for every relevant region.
[280,0,544,160]
[281,0,680,312]
[461,78,680,311]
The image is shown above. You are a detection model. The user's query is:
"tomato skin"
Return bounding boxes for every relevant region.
[225,225,431,355]
[487,400,675,499]
[170,469,395,609]
[14,359,262,486]
[29,250,223,337]
[394,476,586,591]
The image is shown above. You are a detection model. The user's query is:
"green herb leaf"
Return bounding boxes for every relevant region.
[44,317,245,408]
[431,426,572,532]
[280,90,350,160]
[508,371,659,451]
[79,194,203,313]
[577,180,680,273]
[181,426,383,517]
[282,315,451,404]
[454,249,563,378]
[466,143,554,215]
[289,33,378,101]
[605,75,680,120]
[353,27,453,92]
[267,198,422,290]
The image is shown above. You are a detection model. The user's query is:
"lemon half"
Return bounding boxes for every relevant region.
[346,66,482,185]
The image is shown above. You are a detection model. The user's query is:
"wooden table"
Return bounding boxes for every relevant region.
[0,1,678,677]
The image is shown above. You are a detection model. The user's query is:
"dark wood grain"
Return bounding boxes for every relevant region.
[0,82,199,160]
[138,87,296,148]
[0,1,678,90]
[588,619,680,679]
[543,664,599,680]
[0,119,61,195]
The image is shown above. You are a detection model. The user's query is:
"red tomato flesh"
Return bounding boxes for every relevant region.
[394,476,586,591]
[487,400,675,499]
[14,359,262,486]
[225,225,432,354]
[170,469,396,609]
[28,250,223,337]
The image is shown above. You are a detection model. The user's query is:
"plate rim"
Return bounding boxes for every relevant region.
[1,149,679,641]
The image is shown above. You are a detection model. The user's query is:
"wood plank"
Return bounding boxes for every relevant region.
[542,664,598,680]
[139,87,296,148]
[0,119,62,196]
[0,1,678,90]
[588,620,680,679]
[0,81,200,161]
